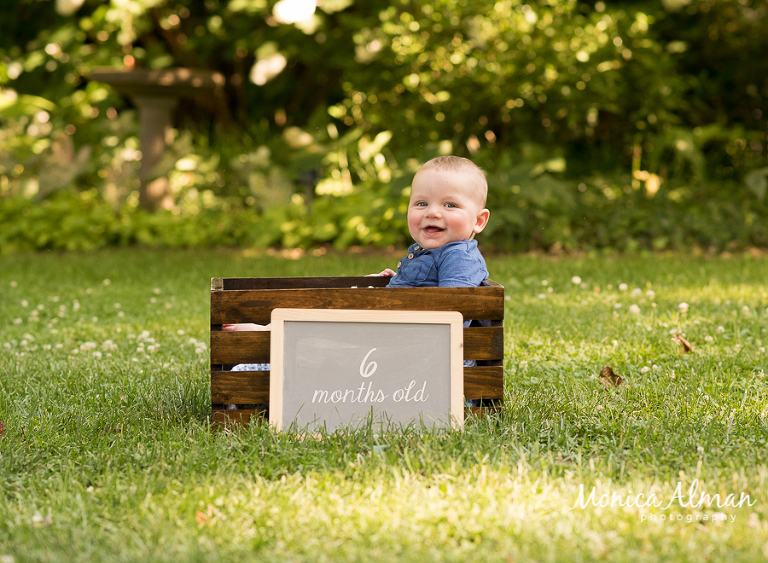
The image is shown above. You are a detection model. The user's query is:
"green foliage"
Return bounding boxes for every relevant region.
[0,0,766,253]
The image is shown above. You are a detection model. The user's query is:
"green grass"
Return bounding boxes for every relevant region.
[1,248,768,562]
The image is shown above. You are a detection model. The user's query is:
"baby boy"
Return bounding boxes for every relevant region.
[376,155,490,287]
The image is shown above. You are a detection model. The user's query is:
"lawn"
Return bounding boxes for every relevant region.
[1,248,767,562]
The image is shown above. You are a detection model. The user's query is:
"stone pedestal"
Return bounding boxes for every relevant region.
[89,68,225,211]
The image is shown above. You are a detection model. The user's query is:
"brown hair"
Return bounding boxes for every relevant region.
[417,156,488,206]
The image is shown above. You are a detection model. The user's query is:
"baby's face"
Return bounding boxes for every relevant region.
[407,168,489,250]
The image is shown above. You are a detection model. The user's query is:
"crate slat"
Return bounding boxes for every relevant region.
[211,370,269,403]
[211,286,504,325]
[210,326,503,364]
[210,365,502,403]
[218,276,392,290]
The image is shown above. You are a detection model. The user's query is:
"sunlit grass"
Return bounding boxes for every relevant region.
[1,249,768,562]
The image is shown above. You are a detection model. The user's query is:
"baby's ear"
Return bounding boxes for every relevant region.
[473,208,490,233]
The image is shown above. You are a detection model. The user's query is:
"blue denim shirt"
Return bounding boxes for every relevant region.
[387,240,488,288]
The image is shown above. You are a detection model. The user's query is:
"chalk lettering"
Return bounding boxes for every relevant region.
[360,348,377,378]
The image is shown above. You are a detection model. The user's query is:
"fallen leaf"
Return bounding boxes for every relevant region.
[196,511,207,526]
[0,420,5,436]
[599,365,623,388]
[674,334,695,354]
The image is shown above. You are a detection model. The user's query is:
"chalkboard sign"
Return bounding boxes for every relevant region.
[269,308,464,432]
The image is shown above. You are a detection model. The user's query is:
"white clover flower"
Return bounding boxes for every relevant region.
[153,288,162,294]
[114,303,121,308]
[73,301,80,311]
[646,290,655,298]
[50,296,59,302]
[652,364,660,371]
[716,326,725,333]
[640,366,651,374]
[614,303,622,308]
[36,304,44,311]
[13,318,22,324]
[632,288,642,296]
[92,317,98,323]
[55,343,63,349]
[93,351,102,358]
[541,280,548,286]
[519,360,529,370]
[619,283,628,291]
[679,302,689,313]
[571,276,582,285]
[704,335,714,342]
[10,281,18,287]
[150,298,157,304]
[118,311,125,317]
[43,344,52,351]
[537,294,546,299]
[103,279,111,286]
[742,305,750,313]
[21,300,28,307]
[80,342,97,350]
[629,304,640,314]
[177,329,186,335]
[136,346,145,354]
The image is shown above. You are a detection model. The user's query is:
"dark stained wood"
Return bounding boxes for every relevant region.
[210,326,502,364]
[221,276,391,290]
[211,286,504,325]
[464,366,503,399]
[211,370,269,403]
[463,327,504,360]
[210,276,505,422]
[210,331,270,364]
[210,365,502,402]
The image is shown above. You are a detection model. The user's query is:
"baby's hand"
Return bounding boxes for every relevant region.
[366,268,396,277]
[222,323,271,331]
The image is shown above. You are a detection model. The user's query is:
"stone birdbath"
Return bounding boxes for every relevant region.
[89,67,225,211]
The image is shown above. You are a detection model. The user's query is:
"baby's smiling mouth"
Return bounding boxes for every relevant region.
[423,226,445,234]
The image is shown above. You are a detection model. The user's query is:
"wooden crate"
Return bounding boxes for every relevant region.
[210,276,505,425]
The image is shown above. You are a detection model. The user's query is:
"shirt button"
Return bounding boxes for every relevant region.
[397,261,402,268]
[408,253,414,259]
[414,245,420,251]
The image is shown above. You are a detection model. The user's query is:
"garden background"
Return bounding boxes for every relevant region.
[3,1,768,561]
[1,0,767,255]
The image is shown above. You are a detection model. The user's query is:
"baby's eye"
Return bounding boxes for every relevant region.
[415,201,428,207]
[444,202,457,208]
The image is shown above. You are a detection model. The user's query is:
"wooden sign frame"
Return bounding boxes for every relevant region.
[269,308,465,432]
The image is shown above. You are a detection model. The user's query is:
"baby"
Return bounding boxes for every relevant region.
[376,155,490,287]
[224,155,491,405]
